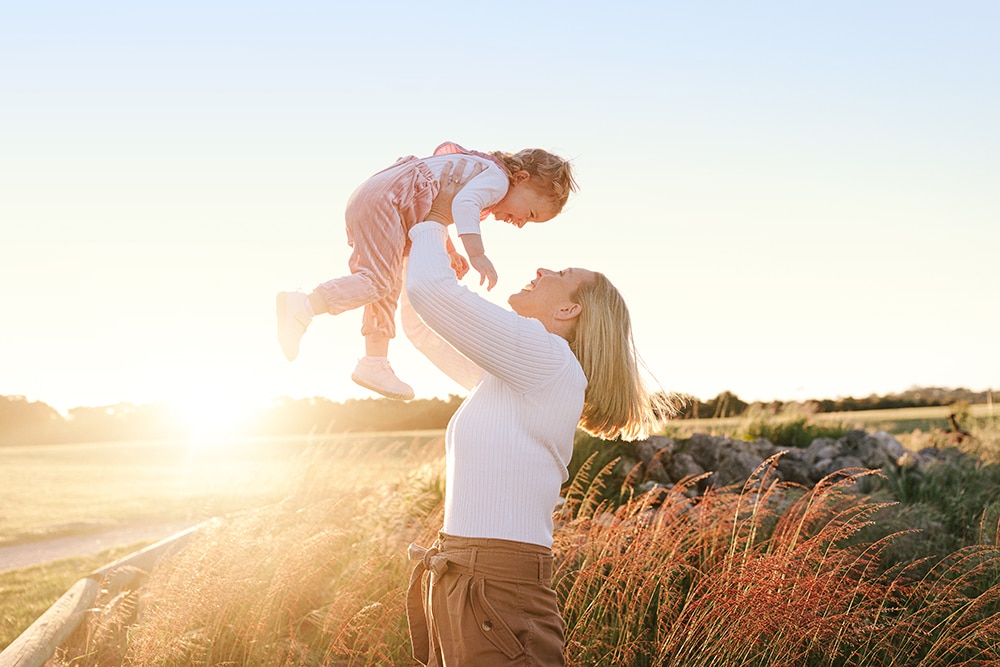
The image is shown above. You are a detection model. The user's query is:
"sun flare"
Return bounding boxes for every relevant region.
[169,390,256,446]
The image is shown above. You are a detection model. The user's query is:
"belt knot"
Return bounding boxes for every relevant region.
[408,542,449,577]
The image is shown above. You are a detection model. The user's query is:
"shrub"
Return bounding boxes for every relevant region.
[741,416,847,449]
[864,449,1000,570]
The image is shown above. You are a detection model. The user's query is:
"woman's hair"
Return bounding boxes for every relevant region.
[490,148,577,213]
[567,273,676,441]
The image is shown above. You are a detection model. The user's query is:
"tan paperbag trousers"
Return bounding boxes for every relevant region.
[407,533,565,666]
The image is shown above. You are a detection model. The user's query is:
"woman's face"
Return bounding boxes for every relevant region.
[508,267,594,322]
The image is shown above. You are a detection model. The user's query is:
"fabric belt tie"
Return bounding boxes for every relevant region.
[406,540,551,665]
[406,542,444,665]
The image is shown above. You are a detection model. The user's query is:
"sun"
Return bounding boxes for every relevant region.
[168,389,256,447]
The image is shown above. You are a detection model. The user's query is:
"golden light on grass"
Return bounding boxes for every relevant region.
[46,439,1000,666]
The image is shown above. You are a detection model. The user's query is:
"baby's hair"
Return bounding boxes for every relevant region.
[490,148,577,213]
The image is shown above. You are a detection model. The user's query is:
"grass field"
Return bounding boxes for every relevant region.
[0,432,446,652]
[41,425,1000,666]
[0,431,445,547]
[4,407,998,661]
[5,405,993,549]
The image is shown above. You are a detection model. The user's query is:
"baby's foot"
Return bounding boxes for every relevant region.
[276,292,312,361]
[351,358,414,401]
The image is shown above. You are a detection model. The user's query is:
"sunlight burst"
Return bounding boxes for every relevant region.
[169,389,256,447]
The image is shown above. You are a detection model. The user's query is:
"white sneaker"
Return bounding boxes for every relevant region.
[351,358,414,401]
[276,291,312,361]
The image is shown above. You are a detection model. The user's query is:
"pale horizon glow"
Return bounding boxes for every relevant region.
[2,3,998,417]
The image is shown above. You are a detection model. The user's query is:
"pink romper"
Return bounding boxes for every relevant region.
[315,143,508,340]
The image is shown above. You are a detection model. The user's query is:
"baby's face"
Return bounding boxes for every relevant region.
[491,181,558,228]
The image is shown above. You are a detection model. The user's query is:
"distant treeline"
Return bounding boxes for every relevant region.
[0,395,464,447]
[675,386,995,420]
[0,387,993,446]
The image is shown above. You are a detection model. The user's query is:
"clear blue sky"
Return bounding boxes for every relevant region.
[2,1,998,421]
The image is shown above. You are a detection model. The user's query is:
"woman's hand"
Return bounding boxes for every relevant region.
[426,158,486,226]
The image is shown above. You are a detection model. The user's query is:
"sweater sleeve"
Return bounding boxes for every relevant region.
[450,165,509,236]
[406,222,570,393]
[399,271,484,390]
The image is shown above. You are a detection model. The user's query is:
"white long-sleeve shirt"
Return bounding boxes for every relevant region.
[404,221,587,547]
[419,155,509,237]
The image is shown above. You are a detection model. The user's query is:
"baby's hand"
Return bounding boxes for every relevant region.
[469,255,498,291]
[449,251,470,280]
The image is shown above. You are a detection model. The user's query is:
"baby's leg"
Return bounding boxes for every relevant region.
[365,333,390,357]
[313,185,408,315]
[351,275,412,400]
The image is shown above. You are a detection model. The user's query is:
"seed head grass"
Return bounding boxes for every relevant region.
[51,440,1000,666]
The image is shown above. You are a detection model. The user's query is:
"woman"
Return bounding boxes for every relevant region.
[403,161,668,666]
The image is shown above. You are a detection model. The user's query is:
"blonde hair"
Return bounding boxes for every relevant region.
[490,148,577,213]
[567,273,675,441]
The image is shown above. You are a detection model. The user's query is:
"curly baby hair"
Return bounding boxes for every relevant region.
[490,148,578,213]
[567,272,676,441]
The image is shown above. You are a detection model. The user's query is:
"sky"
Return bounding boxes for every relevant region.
[2,1,998,422]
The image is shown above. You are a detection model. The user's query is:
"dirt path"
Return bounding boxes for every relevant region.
[0,520,200,573]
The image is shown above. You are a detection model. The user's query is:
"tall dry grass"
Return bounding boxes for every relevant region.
[555,453,1000,666]
[53,439,446,666]
[54,444,1000,666]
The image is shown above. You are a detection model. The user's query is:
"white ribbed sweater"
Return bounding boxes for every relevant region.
[404,222,587,547]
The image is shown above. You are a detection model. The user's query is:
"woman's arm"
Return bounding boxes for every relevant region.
[406,221,568,393]
[399,267,483,390]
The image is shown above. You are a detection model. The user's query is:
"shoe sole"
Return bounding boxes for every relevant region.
[276,293,299,361]
[351,375,414,401]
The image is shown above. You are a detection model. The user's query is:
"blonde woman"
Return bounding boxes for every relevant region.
[402,160,667,665]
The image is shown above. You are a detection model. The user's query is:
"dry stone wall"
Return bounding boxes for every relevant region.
[621,430,950,495]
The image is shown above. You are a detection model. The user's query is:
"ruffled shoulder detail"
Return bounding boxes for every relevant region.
[433,141,466,156]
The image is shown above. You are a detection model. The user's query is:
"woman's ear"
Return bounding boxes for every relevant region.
[554,303,582,321]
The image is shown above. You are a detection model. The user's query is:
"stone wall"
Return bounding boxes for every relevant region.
[620,430,954,495]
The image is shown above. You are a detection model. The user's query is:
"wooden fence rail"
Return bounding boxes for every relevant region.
[0,522,209,667]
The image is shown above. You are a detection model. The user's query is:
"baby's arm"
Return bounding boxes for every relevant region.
[428,160,496,289]
[443,160,507,291]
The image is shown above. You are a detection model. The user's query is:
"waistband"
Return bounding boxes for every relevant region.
[409,533,552,584]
